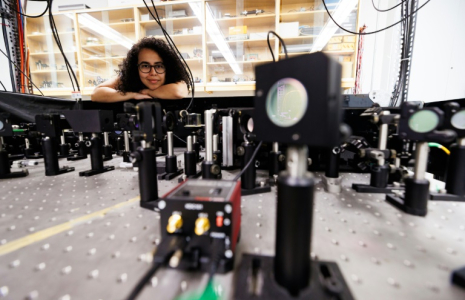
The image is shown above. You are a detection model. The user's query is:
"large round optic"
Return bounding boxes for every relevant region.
[0,120,3,131]
[266,78,308,127]
[408,110,439,133]
[451,110,465,130]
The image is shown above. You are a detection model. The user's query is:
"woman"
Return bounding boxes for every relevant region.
[91,37,190,102]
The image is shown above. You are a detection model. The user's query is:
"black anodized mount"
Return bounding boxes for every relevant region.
[35,114,74,176]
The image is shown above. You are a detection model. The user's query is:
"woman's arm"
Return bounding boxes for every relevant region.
[140,81,189,99]
[91,78,152,103]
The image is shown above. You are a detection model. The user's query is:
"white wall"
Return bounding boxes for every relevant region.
[408,0,465,102]
[357,0,401,106]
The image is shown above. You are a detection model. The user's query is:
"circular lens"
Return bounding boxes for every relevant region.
[408,110,439,133]
[266,78,308,127]
[451,110,465,130]
[0,120,4,131]
[247,118,254,132]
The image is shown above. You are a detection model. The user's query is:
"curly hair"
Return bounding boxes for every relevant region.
[116,37,190,94]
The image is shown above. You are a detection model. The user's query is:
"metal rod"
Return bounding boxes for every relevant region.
[103,132,109,145]
[187,136,193,152]
[25,138,30,149]
[167,131,174,156]
[272,142,279,153]
[286,145,308,178]
[413,141,429,180]
[378,111,390,150]
[193,135,197,144]
[0,137,4,149]
[124,131,130,152]
[459,137,465,147]
[213,134,218,152]
[205,110,213,162]
[60,135,65,144]
[79,132,84,142]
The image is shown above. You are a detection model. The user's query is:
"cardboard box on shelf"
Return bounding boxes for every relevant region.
[279,22,299,38]
[229,26,248,35]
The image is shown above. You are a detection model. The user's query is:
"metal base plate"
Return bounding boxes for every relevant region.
[79,165,115,177]
[47,166,75,176]
[67,155,87,161]
[385,193,427,216]
[430,193,465,202]
[352,183,404,194]
[158,169,183,181]
[234,254,354,300]
[242,185,272,196]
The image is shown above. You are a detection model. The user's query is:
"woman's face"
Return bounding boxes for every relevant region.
[138,48,166,90]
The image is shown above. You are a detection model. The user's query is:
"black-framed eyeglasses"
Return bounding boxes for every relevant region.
[138,63,166,74]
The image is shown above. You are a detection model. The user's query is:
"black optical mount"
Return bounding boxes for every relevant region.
[62,110,115,177]
[78,133,115,177]
[67,132,88,161]
[35,114,74,176]
[158,131,183,180]
[202,110,222,179]
[125,102,164,211]
[386,102,456,216]
[268,142,285,186]
[235,53,353,300]
[352,109,404,194]
[0,113,29,179]
[239,138,271,196]
[179,135,201,183]
[430,102,465,202]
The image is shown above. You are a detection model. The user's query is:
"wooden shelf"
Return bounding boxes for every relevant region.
[155,33,202,45]
[207,38,273,46]
[212,14,276,26]
[280,9,335,23]
[207,60,272,65]
[27,32,75,41]
[30,51,77,56]
[31,69,79,74]
[279,50,355,56]
[140,16,200,27]
[83,56,125,61]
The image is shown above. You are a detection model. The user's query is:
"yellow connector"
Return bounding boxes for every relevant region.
[166,214,183,234]
[194,217,210,236]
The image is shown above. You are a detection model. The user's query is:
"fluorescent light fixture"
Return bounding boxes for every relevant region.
[191,2,242,75]
[311,0,358,53]
[76,13,134,49]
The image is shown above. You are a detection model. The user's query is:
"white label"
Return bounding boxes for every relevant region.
[71,91,82,99]
[185,203,203,210]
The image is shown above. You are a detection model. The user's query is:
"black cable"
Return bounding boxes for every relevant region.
[0,48,44,95]
[173,133,186,144]
[267,31,288,62]
[5,0,49,18]
[0,80,6,91]
[125,263,161,300]
[322,0,431,35]
[143,0,195,110]
[372,0,407,12]
[233,140,263,181]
